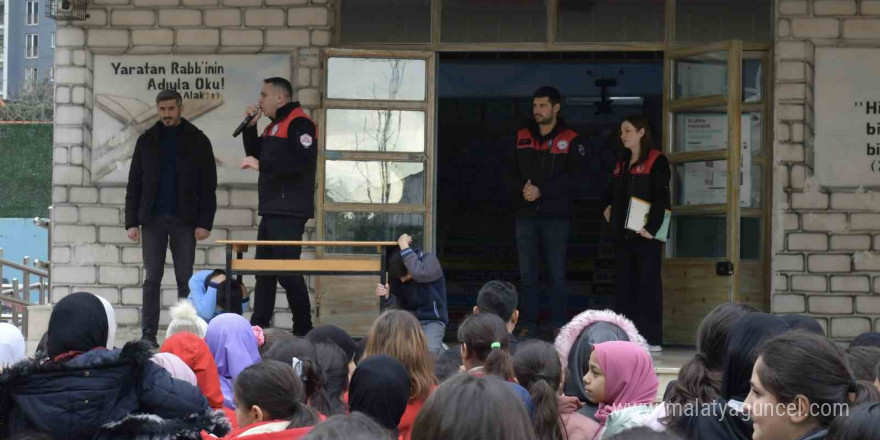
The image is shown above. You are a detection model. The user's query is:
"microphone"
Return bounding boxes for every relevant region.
[233,107,260,138]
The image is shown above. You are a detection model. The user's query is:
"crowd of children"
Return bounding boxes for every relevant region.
[2,243,880,439]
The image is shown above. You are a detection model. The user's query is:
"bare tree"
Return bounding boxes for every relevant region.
[352,60,407,204]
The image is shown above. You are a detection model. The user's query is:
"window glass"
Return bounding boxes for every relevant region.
[673,51,727,100]
[326,109,425,152]
[557,0,664,42]
[325,161,425,205]
[676,0,772,42]
[441,0,547,43]
[341,0,431,44]
[327,58,427,101]
[324,212,424,254]
[670,215,726,258]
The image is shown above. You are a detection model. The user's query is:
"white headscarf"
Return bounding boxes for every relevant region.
[0,322,26,369]
[92,294,117,350]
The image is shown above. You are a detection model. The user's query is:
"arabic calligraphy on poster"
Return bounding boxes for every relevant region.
[677,114,754,207]
[91,54,290,185]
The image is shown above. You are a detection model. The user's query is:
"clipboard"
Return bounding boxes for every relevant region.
[625,196,671,242]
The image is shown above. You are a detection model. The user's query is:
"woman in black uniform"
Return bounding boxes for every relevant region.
[603,114,670,348]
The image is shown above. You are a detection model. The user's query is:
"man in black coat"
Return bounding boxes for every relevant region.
[125,89,217,346]
[240,77,317,335]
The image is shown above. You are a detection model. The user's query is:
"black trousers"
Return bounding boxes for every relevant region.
[250,215,312,335]
[142,216,195,339]
[614,238,663,345]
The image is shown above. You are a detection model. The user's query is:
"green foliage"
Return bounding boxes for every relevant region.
[0,79,54,121]
[0,124,53,218]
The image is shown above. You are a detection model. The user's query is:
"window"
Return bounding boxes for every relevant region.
[322,51,436,252]
[25,68,38,89]
[26,34,39,59]
[557,0,665,43]
[27,1,39,25]
[341,0,431,44]
[675,0,772,42]
[50,67,54,82]
[441,0,547,43]
[51,32,55,48]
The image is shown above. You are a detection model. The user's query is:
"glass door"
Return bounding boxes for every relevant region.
[315,49,435,335]
[663,41,762,344]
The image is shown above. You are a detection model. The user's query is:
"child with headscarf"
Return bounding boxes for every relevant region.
[161,331,226,410]
[0,292,227,439]
[349,354,412,436]
[152,352,199,386]
[0,323,26,371]
[582,341,659,439]
[554,309,649,420]
[204,313,262,410]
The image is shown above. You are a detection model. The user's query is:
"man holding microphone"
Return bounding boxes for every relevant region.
[240,77,318,335]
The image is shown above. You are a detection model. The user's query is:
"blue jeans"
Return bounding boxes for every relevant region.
[516,217,570,329]
[421,320,446,354]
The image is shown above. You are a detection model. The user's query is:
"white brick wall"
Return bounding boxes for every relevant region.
[774,1,880,340]
[51,0,330,342]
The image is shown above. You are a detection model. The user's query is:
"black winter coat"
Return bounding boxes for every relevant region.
[0,341,218,440]
[125,119,218,230]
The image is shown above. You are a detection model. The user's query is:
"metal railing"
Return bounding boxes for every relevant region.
[0,213,52,338]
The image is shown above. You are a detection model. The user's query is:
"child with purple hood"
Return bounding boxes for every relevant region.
[205,313,262,409]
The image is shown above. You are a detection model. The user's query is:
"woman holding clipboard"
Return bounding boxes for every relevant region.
[603,114,670,349]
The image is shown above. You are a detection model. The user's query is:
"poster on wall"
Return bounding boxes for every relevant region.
[91,55,290,185]
[815,48,880,187]
[678,114,753,207]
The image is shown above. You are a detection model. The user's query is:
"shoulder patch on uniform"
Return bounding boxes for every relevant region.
[300,133,313,148]
[518,138,531,145]
[270,125,279,136]
[557,140,569,151]
[578,144,586,156]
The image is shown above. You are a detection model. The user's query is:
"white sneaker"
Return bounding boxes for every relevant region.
[649,345,662,352]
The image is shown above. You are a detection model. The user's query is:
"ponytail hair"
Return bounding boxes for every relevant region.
[850,380,880,405]
[513,341,566,440]
[663,303,755,431]
[458,313,512,379]
[828,403,880,440]
[313,342,350,416]
[263,338,333,414]
[757,331,865,428]
[233,360,320,428]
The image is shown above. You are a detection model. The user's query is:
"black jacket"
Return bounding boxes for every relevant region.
[604,147,671,240]
[125,119,217,230]
[512,119,586,218]
[242,102,317,218]
[0,341,219,440]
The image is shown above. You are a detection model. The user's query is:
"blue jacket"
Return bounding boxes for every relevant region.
[188,270,249,322]
[385,248,448,325]
[0,341,211,440]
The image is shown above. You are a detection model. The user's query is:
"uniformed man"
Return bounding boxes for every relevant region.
[512,86,586,337]
[241,77,317,335]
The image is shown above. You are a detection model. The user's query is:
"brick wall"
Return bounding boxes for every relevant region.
[774,0,880,340]
[51,0,332,343]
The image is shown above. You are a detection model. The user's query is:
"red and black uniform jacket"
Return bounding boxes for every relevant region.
[604,148,671,240]
[243,102,317,218]
[512,118,586,218]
